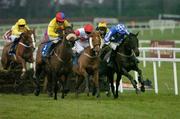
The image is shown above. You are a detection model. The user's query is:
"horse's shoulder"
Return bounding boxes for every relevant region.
[4,42,12,47]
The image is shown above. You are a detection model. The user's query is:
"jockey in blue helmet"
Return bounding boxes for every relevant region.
[104,23,129,49]
[103,23,130,67]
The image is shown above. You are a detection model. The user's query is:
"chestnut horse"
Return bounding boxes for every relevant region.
[34,29,77,100]
[73,31,102,98]
[1,30,36,77]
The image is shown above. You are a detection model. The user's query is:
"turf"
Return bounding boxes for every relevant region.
[0,92,180,119]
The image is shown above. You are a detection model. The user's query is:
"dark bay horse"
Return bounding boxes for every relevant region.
[34,31,77,100]
[1,30,36,77]
[106,32,145,98]
[73,31,102,98]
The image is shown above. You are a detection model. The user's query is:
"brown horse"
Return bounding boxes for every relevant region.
[34,30,77,100]
[1,30,36,77]
[73,31,102,98]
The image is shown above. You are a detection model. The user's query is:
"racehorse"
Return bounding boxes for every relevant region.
[34,27,77,100]
[101,32,145,98]
[73,31,102,98]
[1,30,36,77]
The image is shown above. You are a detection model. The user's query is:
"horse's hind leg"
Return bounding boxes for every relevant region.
[122,68,140,94]
[34,64,42,96]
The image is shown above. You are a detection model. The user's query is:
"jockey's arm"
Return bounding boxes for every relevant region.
[104,27,116,45]
[47,23,59,38]
[11,25,22,36]
[64,20,70,27]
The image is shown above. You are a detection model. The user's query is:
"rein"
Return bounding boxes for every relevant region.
[53,50,72,63]
[83,52,98,59]
[117,50,135,58]
[19,42,32,48]
[54,50,64,63]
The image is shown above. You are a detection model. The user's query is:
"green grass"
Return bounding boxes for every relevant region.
[0,92,180,119]
[132,28,180,40]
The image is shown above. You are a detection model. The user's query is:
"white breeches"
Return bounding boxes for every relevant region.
[73,40,89,54]
[10,35,19,42]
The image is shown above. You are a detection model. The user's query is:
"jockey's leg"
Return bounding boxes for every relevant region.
[72,41,84,65]
[72,53,80,65]
[9,35,19,54]
[108,50,116,68]
[42,41,53,57]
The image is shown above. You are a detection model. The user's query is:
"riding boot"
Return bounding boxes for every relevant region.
[107,50,116,68]
[9,42,17,55]
[73,53,80,65]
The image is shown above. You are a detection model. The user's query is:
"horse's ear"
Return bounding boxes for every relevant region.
[136,32,139,36]
[71,24,73,28]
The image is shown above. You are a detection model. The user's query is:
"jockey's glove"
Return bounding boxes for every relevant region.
[109,42,119,50]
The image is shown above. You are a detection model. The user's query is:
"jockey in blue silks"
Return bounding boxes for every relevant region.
[103,23,130,67]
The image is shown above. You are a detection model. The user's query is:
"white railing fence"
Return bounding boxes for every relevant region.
[125,47,180,95]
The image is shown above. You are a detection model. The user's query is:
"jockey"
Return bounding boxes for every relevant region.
[96,21,109,39]
[42,12,70,58]
[72,23,94,64]
[103,23,130,67]
[9,18,30,54]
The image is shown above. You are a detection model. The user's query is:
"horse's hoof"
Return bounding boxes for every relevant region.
[96,94,100,98]
[106,92,111,97]
[34,89,40,96]
[141,86,145,92]
[114,94,118,99]
[64,89,70,95]
[48,92,53,97]
[61,95,65,99]
[135,88,140,94]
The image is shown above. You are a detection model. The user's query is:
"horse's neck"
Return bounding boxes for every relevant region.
[118,42,132,55]
[84,47,94,56]
[55,41,72,59]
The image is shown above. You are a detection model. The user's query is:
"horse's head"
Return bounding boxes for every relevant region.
[124,32,139,56]
[89,31,102,56]
[63,33,77,48]
[19,30,36,50]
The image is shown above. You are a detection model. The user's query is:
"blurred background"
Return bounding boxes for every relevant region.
[0,0,180,24]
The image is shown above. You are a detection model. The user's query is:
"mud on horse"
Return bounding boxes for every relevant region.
[1,30,36,77]
[73,31,103,98]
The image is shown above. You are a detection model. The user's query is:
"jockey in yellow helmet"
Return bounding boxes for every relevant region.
[42,12,71,58]
[9,18,30,54]
[96,21,109,39]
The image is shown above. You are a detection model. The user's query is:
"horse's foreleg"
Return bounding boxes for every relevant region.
[107,71,115,97]
[122,68,140,94]
[114,74,122,98]
[85,73,90,96]
[93,71,100,98]
[75,75,84,97]
[52,72,58,100]
[135,67,145,92]
[16,56,27,77]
